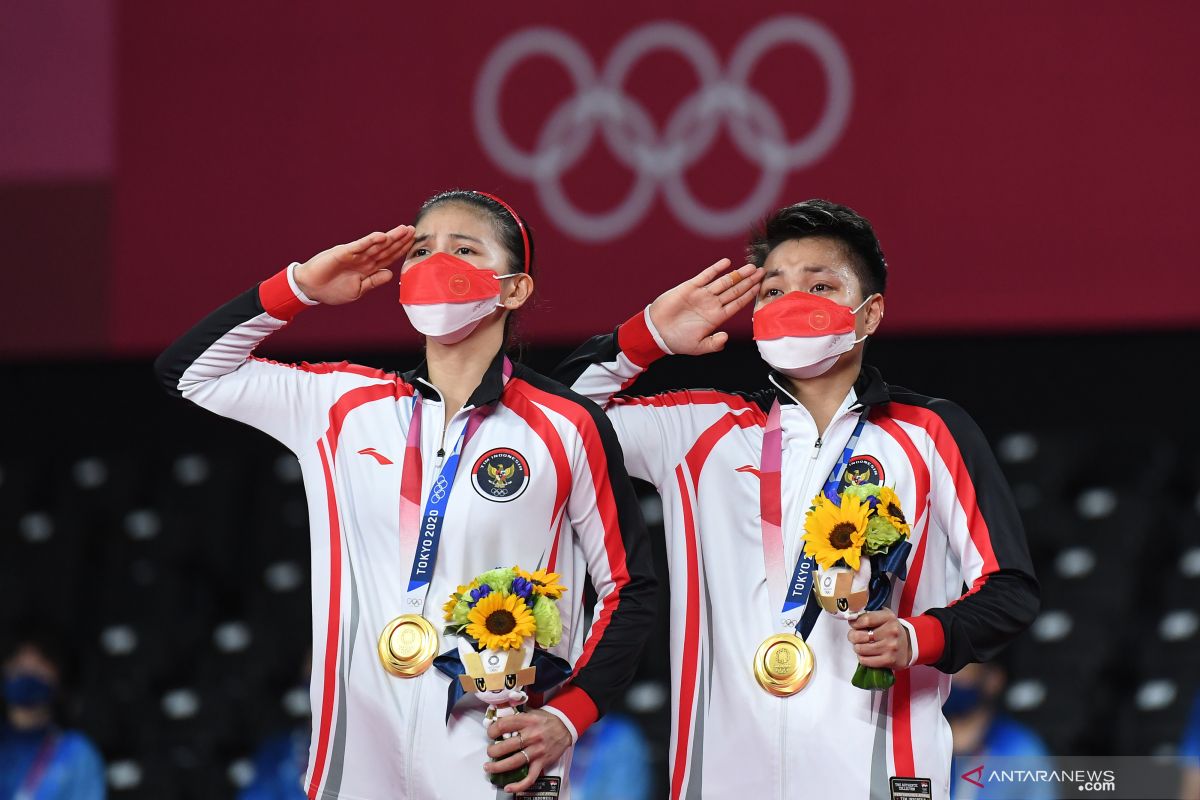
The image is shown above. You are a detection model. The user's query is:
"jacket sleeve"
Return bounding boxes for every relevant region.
[539,386,658,741]
[898,399,1041,673]
[153,263,398,452]
[553,307,760,487]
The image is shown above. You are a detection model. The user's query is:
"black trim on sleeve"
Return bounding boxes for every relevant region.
[888,391,1041,673]
[510,364,658,717]
[551,327,623,388]
[152,284,265,397]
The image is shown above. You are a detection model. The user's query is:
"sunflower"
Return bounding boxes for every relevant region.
[515,567,567,600]
[802,492,871,570]
[876,486,911,538]
[465,592,536,650]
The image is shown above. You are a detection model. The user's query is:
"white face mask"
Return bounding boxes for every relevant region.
[398,252,519,344]
[401,296,511,344]
[752,292,875,379]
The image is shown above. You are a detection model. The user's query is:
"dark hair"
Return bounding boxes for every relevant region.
[414,189,535,277]
[747,199,887,299]
[413,189,537,350]
[2,620,66,675]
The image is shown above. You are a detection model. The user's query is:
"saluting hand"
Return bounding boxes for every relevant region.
[293,224,415,305]
[647,258,763,355]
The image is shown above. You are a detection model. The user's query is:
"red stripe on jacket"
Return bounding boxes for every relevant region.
[507,379,629,731]
[325,382,408,457]
[504,386,573,570]
[308,439,343,799]
[885,404,1001,600]
[670,466,702,800]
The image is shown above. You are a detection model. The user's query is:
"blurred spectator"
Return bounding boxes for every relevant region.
[948,661,1052,800]
[238,728,308,800]
[567,712,651,800]
[0,633,105,799]
[1181,692,1200,800]
[238,653,310,800]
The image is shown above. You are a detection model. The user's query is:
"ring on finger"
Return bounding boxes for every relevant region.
[867,628,876,643]
[515,731,524,748]
[520,749,530,767]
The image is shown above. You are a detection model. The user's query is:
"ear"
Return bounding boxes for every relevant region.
[499,273,535,311]
[863,294,885,336]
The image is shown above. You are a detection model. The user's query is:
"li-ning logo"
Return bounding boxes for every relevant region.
[474,17,853,241]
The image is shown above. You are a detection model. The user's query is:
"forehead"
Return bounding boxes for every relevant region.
[4,644,55,673]
[762,236,858,278]
[414,203,497,239]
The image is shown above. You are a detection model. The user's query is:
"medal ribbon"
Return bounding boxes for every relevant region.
[760,400,868,637]
[15,731,60,800]
[398,358,510,615]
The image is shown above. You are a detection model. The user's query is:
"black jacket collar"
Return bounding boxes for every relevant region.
[770,363,892,410]
[403,349,509,409]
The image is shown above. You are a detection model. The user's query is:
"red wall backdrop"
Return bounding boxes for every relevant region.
[6,2,1200,357]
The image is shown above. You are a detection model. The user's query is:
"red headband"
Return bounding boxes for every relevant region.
[475,191,530,274]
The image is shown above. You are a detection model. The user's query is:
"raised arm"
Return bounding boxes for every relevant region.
[552,260,764,484]
[154,226,413,450]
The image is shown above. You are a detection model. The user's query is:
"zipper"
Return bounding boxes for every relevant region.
[779,412,858,799]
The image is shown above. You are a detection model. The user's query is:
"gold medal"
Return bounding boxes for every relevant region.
[378,614,439,677]
[752,633,815,696]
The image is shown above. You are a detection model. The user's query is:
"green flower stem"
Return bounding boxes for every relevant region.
[852,663,896,691]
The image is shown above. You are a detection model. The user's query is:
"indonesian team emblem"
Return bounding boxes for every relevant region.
[472,448,529,502]
[840,455,884,490]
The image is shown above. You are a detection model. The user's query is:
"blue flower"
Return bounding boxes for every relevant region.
[512,577,535,604]
[468,584,493,606]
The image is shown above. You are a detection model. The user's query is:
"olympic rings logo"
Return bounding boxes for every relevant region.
[473,17,853,241]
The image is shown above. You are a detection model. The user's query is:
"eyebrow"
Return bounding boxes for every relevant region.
[411,233,486,245]
[763,264,839,279]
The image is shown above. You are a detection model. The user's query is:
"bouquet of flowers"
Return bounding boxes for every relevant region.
[802,483,912,690]
[443,566,567,787]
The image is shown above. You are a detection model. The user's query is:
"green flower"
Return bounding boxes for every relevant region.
[863,514,902,556]
[450,597,472,627]
[475,567,516,594]
[841,483,880,503]
[530,594,563,648]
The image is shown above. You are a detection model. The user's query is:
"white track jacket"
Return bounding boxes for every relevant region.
[554,309,1039,800]
[155,266,656,800]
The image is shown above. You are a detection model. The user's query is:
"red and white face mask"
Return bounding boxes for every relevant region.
[398,252,518,344]
[752,291,875,379]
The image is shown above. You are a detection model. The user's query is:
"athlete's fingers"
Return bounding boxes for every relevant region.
[359,268,394,293]
[852,641,890,658]
[487,714,520,738]
[847,628,873,646]
[714,264,762,305]
[484,747,530,775]
[700,331,729,353]
[857,654,901,669]
[370,242,408,272]
[347,231,388,256]
[485,733,525,761]
[504,758,543,794]
[849,610,896,630]
[385,223,415,242]
[688,258,733,288]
